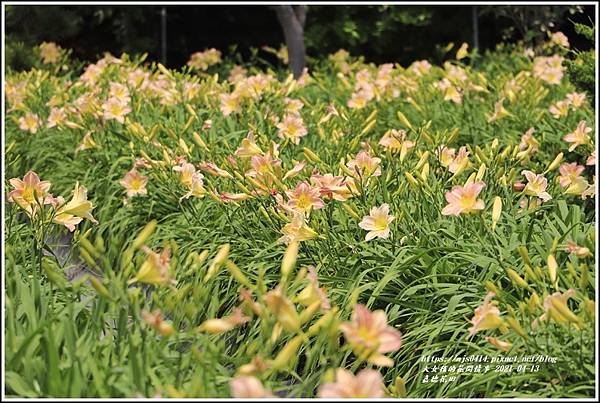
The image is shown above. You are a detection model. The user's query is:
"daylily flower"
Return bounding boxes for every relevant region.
[565,240,592,258]
[487,98,511,123]
[228,65,247,83]
[295,266,331,310]
[53,182,98,229]
[102,97,131,123]
[276,114,308,145]
[198,307,250,334]
[518,128,540,153]
[347,87,374,109]
[284,97,304,114]
[39,42,61,64]
[229,376,274,398]
[234,133,263,158]
[441,182,485,216]
[74,132,98,153]
[310,173,353,201]
[437,145,456,168]
[109,82,131,103]
[18,111,42,133]
[533,289,579,328]
[549,99,570,119]
[566,92,586,109]
[199,161,232,178]
[448,146,470,174]
[340,304,402,367]
[219,192,251,203]
[347,150,382,179]
[264,286,301,333]
[485,336,512,352]
[468,292,503,338]
[8,171,52,216]
[522,170,552,202]
[130,246,174,286]
[411,60,432,76]
[285,181,324,214]
[47,107,67,129]
[581,176,596,200]
[378,129,415,153]
[318,368,385,398]
[282,161,306,181]
[279,211,318,244]
[142,310,176,337]
[586,151,596,166]
[558,163,585,188]
[563,121,592,151]
[220,92,241,116]
[120,169,148,198]
[358,204,395,241]
[187,48,221,70]
[551,31,570,48]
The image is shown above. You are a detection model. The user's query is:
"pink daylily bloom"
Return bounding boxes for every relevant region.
[522,170,552,202]
[318,368,385,398]
[441,182,486,216]
[339,304,402,367]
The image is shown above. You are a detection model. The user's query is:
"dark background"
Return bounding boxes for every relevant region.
[5,4,596,69]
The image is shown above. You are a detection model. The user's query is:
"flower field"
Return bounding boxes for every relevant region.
[3,38,596,398]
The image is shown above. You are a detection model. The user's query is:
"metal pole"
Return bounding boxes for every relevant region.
[161,7,167,65]
[472,5,480,50]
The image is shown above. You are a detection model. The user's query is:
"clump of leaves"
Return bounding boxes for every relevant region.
[566,23,595,103]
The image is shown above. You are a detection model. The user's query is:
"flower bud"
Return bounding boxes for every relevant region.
[132,220,157,250]
[281,241,300,281]
[491,196,502,230]
[507,268,529,289]
[547,254,558,288]
[397,111,413,130]
[270,335,303,370]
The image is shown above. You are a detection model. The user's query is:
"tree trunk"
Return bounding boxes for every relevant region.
[274,5,306,79]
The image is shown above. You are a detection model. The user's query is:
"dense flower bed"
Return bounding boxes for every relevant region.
[3,35,596,398]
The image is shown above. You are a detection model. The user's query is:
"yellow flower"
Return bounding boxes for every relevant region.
[198,307,250,334]
[521,170,552,202]
[75,132,98,153]
[130,246,174,286]
[234,133,263,158]
[285,181,325,215]
[264,286,301,333]
[487,98,511,123]
[220,92,241,116]
[279,211,318,244]
[53,182,98,228]
[468,292,503,337]
[563,120,592,152]
[485,336,512,352]
[102,97,131,123]
[39,42,61,64]
[456,42,469,60]
[346,150,382,179]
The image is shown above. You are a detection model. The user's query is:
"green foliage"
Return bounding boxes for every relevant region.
[566,23,596,104]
